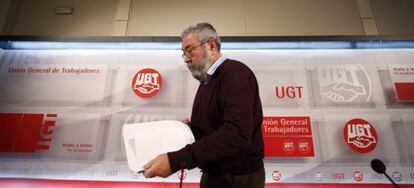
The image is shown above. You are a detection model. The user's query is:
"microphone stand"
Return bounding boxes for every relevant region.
[179,161,186,188]
[383,172,400,188]
[370,159,400,188]
[179,167,184,188]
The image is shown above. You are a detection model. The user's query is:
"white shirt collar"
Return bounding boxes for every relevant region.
[207,54,227,76]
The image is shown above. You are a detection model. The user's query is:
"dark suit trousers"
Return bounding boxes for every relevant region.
[200,169,265,188]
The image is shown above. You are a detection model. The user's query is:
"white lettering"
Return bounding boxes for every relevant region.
[348,124,373,138]
[135,73,159,86]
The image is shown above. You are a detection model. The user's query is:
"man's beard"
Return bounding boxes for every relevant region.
[187,50,212,82]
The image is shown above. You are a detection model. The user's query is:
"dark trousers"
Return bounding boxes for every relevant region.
[200,169,265,188]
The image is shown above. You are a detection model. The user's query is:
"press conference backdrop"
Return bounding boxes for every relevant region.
[0,39,413,186]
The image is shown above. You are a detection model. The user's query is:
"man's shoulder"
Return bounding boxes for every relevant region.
[222,58,243,66]
[221,59,250,70]
[221,59,254,75]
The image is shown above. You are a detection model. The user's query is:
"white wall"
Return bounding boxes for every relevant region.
[2,0,414,37]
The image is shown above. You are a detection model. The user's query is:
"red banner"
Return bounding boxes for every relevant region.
[262,116,314,157]
[0,113,56,153]
[394,83,414,101]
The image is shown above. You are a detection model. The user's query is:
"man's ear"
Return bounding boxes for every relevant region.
[207,39,218,52]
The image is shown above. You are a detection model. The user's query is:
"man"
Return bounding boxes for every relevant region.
[143,23,265,188]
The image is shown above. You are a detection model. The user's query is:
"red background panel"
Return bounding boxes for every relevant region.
[394,83,414,101]
[263,136,314,157]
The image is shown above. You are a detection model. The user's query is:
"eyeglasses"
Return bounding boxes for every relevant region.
[181,41,208,59]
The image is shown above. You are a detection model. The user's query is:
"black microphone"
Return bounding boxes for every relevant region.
[371,159,400,188]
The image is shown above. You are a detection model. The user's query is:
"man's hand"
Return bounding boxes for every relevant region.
[181,117,191,126]
[143,153,172,178]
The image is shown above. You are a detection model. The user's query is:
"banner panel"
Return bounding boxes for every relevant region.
[0,47,413,184]
[0,50,110,105]
[388,64,414,101]
[0,112,105,161]
[319,114,399,163]
[262,116,314,157]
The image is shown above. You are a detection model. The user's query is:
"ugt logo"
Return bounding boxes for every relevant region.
[272,171,282,181]
[344,118,378,153]
[318,64,371,103]
[353,171,364,182]
[0,113,56,153]
[131,68,163,98]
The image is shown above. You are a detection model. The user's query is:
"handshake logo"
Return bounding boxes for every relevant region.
[318,65,371,103]
[344,118,378,153]
[132,68,163,98]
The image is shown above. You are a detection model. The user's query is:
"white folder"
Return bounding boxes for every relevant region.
[122,120,195,172]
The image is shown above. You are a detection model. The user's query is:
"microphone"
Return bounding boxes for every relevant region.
[370,159,400,188]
